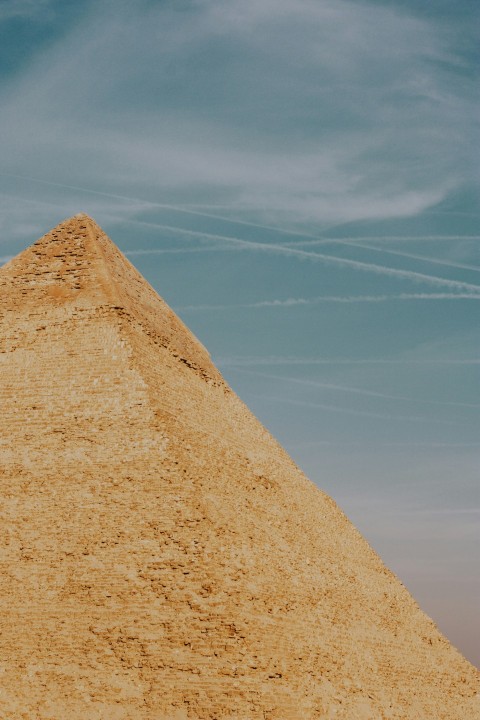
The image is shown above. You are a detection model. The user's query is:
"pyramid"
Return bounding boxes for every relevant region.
[0,214,478,720]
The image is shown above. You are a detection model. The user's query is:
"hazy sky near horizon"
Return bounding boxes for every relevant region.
[0,0,479,665]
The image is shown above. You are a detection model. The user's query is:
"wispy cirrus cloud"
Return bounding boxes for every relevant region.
[0,0,476,226]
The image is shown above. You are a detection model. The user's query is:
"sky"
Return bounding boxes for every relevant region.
[0,0,479,665]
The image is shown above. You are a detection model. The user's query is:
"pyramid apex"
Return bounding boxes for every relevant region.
[0,216,478,717]
[61,212,98,228]
[72,212,94,220]
[0,213,223,384]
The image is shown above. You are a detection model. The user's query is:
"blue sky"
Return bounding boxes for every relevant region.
[0,0,478,664]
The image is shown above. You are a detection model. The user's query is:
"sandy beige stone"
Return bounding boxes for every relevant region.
[0,214,478,719]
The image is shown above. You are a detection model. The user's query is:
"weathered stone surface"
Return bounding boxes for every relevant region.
[0,214,478,719]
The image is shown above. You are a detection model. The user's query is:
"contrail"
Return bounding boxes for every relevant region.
[125,246,232,256]
[4,174,479,290]
[287,238,480,274]
[287,440,480,449]
[232,368,480,409]
[0,173,321,239]
[403,508,480,516]
[248,394,456,425]
[309,211,480,237]
[121,220,480,293]
[287,235,480,244]
[121,215,480,248]
[176,293,480,311]
[108,213,322,240]
[216,356,480,366]
[5,175,478,245]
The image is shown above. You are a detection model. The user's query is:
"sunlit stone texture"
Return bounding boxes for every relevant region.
[0,215,478,719]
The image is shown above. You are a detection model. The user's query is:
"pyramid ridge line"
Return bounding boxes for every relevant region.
[0,213,225,386]
[0,215,479,717]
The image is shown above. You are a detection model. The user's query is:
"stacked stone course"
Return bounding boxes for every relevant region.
[0,215,478,719]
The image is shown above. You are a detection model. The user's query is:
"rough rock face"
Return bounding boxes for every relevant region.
[0,215,478,720]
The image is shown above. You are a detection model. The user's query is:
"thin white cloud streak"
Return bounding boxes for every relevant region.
[0,174,328,240]
[249,393,456,425]
[292,235,480,243]
[287,441,480,449]
[0,174,167,216]
[102,215,480,247]
[120,221,480,293]
[402,508,480,516]
[177,293,480,311]
[288,238,480,273]
[353,505,480,519]
[351,243,480,274]
[0,256,13,265]
[107,209,321,240]
[126,247,226,257]
[216,356,480,367]
[0,190,73,211]
[2,187,477,299]
[299,220,480,246]
[0,188,150,246]
[5,185,476,271]
[232,368,480,409]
